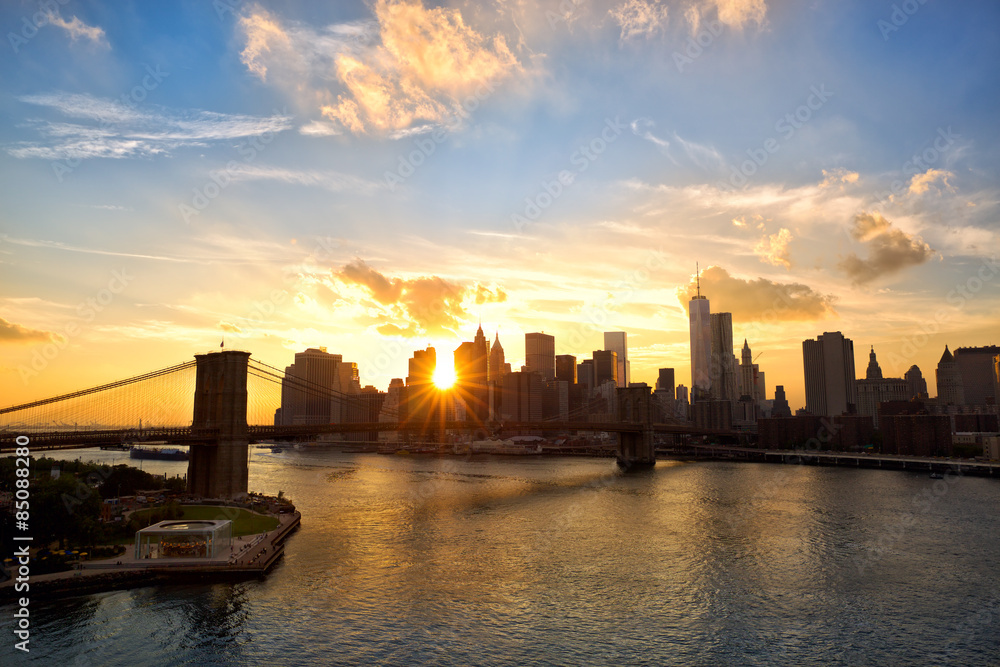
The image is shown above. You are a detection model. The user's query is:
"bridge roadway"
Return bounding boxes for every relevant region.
[1,420,738,452]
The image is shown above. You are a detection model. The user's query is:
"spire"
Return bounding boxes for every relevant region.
[696,261,701,298]
[939,345,954,364]
[866,346,882,379]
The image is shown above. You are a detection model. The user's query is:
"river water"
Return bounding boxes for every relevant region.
[3,448,1000,666]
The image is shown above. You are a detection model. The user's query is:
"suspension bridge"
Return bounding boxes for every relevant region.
[1,350,737,498]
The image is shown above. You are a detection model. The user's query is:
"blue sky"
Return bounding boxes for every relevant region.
[1,0,998,411]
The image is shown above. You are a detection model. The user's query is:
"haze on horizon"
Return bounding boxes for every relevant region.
[1,0,998,413]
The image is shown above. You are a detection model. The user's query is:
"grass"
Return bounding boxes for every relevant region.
[130,505,279,537]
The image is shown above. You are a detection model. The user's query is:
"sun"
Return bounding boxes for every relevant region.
[432,365,456,390]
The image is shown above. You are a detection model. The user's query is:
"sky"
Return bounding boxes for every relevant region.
[1,0,999,413]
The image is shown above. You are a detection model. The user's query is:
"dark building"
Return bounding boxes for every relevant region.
[544,380,569,420]
[578,359,595,396]
[953,345,1000,406]
[802,331,857,417]
[555,354,578,385]
[525,332,555,380]
[954,413,1000,433]
[692,399,733,431]
[758,414,874,451]
[593,349,618,388]
[500,371,543,422]
[880,414,952,457]
[405,346,437,430]
[454,325,490,425]
[905,364,928,399]
[344,386,387,442]
[936,346,965,406]
[656,368,675,398]
[771,385,792,418]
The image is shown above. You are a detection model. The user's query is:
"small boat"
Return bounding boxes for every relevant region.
[130,446,188,461]
[929,472,944,479]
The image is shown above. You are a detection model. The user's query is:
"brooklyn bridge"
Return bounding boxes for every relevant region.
[1,350,739,498]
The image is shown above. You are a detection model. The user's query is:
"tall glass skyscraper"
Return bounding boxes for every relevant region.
[525,332,555,380]
[689,267,711,395]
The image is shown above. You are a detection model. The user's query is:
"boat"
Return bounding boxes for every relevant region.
[100,443,131,451]
[929,471,944,479]
[129,446,189,461]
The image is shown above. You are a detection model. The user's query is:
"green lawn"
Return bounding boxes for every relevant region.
[131,505,279,537]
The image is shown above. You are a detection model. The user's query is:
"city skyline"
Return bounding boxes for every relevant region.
[2,1,999,414]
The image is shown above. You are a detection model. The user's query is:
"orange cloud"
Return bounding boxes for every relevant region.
[677,266,836,321]
[908,168,954,195]
[335,260,505,336]
[0,317,56,343]
[320,0,521,134]
[238,9,293,80]
[754,228,793,269]
[839,212,934,284]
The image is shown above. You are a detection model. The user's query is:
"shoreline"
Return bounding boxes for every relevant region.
[0,511,301,603]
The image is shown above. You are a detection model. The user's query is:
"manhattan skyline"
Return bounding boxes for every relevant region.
[2,0,999,412]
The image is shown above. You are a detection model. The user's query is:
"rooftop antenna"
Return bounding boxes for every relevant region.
[696,261,701,298]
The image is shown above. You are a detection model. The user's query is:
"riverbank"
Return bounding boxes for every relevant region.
[0,511,300,602]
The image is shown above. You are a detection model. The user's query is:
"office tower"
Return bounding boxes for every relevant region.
[689,266,711,394]
[856,347,909,427]
[278,347,359,426]
[593,350,618,388]
[405,346,437,428]
[655,368,675,398]
[709,313,738,403]
[994,355,1000,408]
[525,332,556,380]
[604,332,629,387]
[755,369,766,410]
[936,346,965,406]
[905,365,928,399]
[500,371,543,422]
[802,331,858,417]
[738,340,757,402]
[544,380,570,420]
[953,346,1000,406]
[771,385,792,418]
[578,359,595,396]
[454,325,490,424]
[556,354,578,384]
[488,332,509,382]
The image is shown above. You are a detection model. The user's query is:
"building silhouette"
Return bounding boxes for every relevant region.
[593,349,619,388]
[905,364,928,399]
[856,347,908,427]
[802,331,858,417]
[525,332,555,381]
[604,332,630,387]
[555,354,577,385]
[936,346,965,406]
[771,385,792,418]
[454,325,490,425]
[276,347,359,426]
[709,313,738,408]
[953,345,1000,406]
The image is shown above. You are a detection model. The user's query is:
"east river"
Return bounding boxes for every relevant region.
[3,448,1000,666]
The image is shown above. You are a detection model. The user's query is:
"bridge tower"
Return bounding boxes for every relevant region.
[188,350,251,499]
[616,386,656,470]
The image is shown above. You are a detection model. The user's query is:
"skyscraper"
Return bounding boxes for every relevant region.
[555,354,577,384]
[738,339,757,402]
[802,331,858,417]
[936,345,965,406]
[603,332,629,388]
[488,332,509,382]
[905,365,928,399]
[593,350,619,388]
[709,313,737,403]
[655,368,675,398]
[771,385,792,418]
[953,345,1000,406]
[454,325,490,424]
[689,265,711,395]
[277,347,359,426]
[525,332,555,380]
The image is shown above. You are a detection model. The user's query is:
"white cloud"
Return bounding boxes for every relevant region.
[610,0,670,42]
[46,9,109,49]
[7,93,293,160]
[227,164,385,196]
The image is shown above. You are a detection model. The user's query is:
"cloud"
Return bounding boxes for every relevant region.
[335,260,508,336]
[0,317,56,343]
[820,168,859,188]
[219,321,243,333]
[754,228,793,269]
[8,93,292,161]
[46,9,109,48]
[240,1,522,135]
[474,284,507,305]
[226,164,385,196]
[685,0,767,33]
[677,266,836,321]
[298,120,342,136]
[610,0,670,42]
[908,168,954,195]
[838,212,934,284]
